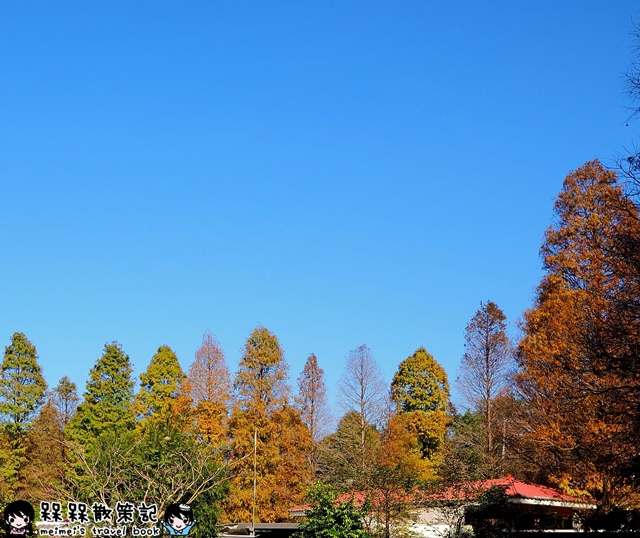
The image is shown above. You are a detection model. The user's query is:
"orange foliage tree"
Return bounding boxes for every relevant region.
[225,326,311,522]
[182,331,232,445]
[17,401,65,502]
[517,160,640,506]
[389,347,451,482]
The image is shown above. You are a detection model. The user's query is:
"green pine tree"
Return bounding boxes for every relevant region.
[134,345,185,423]
[67,341,135,441]
[0,332,47,497]
[0,332,47,432]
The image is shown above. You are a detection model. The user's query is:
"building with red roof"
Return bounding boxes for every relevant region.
[290,476,596,536]
[426,475,596,534]
[440,475,596,511]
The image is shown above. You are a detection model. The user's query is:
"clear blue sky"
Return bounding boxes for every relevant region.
[1,1,638,414]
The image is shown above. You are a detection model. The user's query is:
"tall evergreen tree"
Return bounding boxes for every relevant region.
[134,345,185,423]
[0,332,47,497]
[225,326,311,522]
[390,347,450,480]
[19,401,66,501]
[184,331,231,444]
[67,341,135,441]
[65,343,136,506]
[0,332,47,432]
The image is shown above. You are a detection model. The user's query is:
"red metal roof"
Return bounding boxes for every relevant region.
[290,476,596,516]
[438,476,595,508]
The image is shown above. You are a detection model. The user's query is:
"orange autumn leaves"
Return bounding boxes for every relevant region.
[517,160,640,506]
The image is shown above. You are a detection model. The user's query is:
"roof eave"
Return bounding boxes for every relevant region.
[509,498,597,510]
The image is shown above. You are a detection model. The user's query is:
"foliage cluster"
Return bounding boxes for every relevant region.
[515,161,640,510]
[0,325,457,536]
[294,482,371,538]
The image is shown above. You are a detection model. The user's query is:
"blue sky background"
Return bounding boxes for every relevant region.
[1,1,639,416]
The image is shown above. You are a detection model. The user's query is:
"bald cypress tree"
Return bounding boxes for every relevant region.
[390,347,451,480]
[52,376,79,428]
[0,332,47,432]
[134,345,185,424]
[295,353,330,481]
[225,326,311,522]
[0,332,47,497]
[457,301,513,478]
[518,160,640,506]
[67,341,135,442]
[183,331,231,445]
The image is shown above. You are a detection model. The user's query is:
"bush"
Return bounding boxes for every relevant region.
[294,483,371,538]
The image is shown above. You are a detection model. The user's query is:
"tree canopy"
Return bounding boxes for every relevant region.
[517,160,640,506]
[294,482,371,538]
[391,347,448,415]
[457,301,513,479]
[134,344,185,423]
[67,341,135,441]
[0,332,48,498]
[295,353,330,480]
[184,331,231,444]
[389,347,450,480]
[0,332,47,432]
[225,326,310,522]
